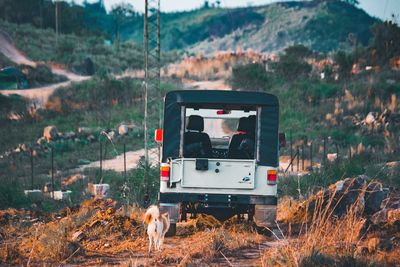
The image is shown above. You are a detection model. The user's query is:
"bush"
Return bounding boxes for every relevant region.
[0,179,27,209]
[273,45,313,81]
[47,77,143,113]
[231,63,268,90]
[0,93,28,120]
[25,64,67,86]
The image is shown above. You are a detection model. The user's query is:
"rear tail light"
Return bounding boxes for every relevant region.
[267,170,277,185]
[154,128,163,143]
[160,163,170,182]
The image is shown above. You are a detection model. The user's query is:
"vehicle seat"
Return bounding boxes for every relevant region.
[183,115,212,158]
[228,117,255,159]
[247,115,256,139]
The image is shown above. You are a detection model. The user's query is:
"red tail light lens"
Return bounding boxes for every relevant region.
[154,128,163,143]
[160,163,170,182]
[267,170,277,185]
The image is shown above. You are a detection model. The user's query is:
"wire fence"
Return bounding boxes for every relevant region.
[279,132,398,175]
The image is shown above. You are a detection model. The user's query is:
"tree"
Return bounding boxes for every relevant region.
[273,45,313,81]
[370,20,400,66]
[110,3,135,49]
[334,50,354,81]
[342,0,359,5]
[231,63,269,91]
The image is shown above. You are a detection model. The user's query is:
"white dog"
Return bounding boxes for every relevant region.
[144,205,170,253]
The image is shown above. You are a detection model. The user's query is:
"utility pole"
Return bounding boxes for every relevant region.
[55,0,59,47]
[143,0,161,167]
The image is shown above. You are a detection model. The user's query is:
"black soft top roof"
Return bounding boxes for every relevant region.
[165,90,279,108]
[162,90,280,167]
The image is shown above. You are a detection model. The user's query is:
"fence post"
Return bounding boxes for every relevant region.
[123,142,127,182]
[296,146,300,172]
[310,142,313,171]
[348,145,352,160]
[51,146,54,198]
[335,143,339,164]
[290,131,293,172]
[301,144,305,171]
[99,140,103,184]
[30,147,34,190]
[323,137,326,168]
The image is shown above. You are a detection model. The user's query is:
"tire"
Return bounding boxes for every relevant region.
[165,222,176,237]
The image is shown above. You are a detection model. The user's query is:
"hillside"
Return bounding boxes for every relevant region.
[127,1,377,54]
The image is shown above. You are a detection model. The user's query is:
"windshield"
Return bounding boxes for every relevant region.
[183,108,257,159]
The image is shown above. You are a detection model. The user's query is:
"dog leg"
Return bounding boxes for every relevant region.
[148,236,153,255]
[159,233,165,249]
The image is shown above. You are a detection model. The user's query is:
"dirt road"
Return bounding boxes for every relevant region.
[0,31,90,107]
[0,30,36,67]
[77,148,159,173]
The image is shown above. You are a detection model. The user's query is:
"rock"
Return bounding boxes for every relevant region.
[364,181,387,215]
[104,243,111,248]
[14,144,28,153]
[43,126,58,141]
[36,137,46,145]
[327,153,337,162]
[355,245,369,256]
[367,237,380,253]
[106,130,116,140]
[43,182,53,193]
[77,127,94,136]
[118,124,129,136]
[87,135,96,142]
[64,131,76,139]
[365,112,375,126]
[62,174,85,187]
[388,209,400,224]
[371,209,389,225]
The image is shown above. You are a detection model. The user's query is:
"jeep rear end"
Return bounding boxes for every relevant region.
[158,90,280,234]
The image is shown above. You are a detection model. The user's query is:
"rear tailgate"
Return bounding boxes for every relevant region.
[176,158,256,189]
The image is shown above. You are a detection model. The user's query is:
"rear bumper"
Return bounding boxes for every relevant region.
[159,192,277,205]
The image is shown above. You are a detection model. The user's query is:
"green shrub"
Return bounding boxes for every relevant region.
[231,63,269,90]
[279,158,366,197]
[0,179,27,209]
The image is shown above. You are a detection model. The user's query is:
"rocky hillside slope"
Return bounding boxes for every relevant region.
[127,1,377,55]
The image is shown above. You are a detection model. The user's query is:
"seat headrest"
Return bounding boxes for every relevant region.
[186,115,204,132]
[237,117,251,132]
[247,115,256,133]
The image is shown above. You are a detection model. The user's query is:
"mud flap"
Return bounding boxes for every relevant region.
[254,204,276,228]
[159,203,180,237]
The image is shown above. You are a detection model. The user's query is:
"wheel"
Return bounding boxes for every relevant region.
[165,223,176,237]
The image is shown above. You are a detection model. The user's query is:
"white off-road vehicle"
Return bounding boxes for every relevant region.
[156,90,282,235]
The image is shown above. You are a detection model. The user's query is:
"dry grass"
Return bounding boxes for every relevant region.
[263,179,400,267]
[153,225,263,266]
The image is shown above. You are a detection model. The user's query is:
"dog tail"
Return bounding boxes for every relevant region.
[144,205,160,224]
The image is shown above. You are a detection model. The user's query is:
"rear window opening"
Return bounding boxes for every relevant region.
[183,107,257,159]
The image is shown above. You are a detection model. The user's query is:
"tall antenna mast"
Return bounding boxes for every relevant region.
[144,0,161,167]
[55,0,59,47]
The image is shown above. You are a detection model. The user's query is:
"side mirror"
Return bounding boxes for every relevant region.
[154,128,163,144]
[279,133,286,148]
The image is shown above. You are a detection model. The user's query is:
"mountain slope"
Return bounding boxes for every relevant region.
[127,1,377,54]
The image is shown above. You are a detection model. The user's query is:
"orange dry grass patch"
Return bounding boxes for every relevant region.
[263,188,367,267]
[153,219,262,266]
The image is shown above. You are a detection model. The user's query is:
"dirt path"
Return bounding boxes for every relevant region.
[183,78,231,90]
[0,30,36,67]
[77,148,159,173]
[0,30,90,107]
[67,228,284,266]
